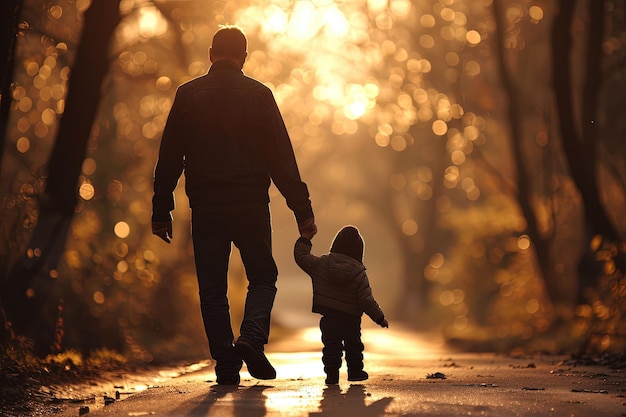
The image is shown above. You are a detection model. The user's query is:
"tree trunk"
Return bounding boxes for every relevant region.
[492,0,556,301]
[0,0,23,170]
[1,0,121,355]
[551,0,622,302]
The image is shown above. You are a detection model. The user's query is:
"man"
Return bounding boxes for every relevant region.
[151,25,316,385]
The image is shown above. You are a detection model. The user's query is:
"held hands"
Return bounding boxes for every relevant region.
[299,217,317,240]
[152,220,173,243]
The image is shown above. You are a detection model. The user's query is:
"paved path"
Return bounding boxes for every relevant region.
[51,325,624,416]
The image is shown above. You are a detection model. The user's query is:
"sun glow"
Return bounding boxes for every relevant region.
[239,0,384,123]
[265,385,324,413]
[138,6,167,38]
[262,5,288,34]
[344,84,371,120]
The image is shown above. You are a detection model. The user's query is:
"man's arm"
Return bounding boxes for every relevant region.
[152,89,186,242]
[298,217,317,239]
[152,220,173,243]
[261,90,315,234]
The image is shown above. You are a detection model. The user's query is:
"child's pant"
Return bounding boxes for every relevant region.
[319,315,364,374]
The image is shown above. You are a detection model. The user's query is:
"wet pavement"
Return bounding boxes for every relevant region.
[50,324,625,417]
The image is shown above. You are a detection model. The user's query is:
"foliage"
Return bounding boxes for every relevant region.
[574,238,626,352]
[2,335,40,370]
[0,337,134,417]
[0,0,624,359]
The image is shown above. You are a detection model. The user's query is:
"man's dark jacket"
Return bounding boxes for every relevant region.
[152,59,313,223]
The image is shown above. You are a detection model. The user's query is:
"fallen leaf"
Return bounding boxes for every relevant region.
[571,389,608,394]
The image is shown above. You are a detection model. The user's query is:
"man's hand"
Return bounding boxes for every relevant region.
[298,217,317,240]
[152,220,173,243]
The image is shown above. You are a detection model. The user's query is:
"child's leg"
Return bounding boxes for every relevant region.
[320,316,342,384]
[344,318,368,381]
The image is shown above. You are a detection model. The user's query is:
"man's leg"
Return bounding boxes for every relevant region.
[191,210,242,384]
[232,204,278,379]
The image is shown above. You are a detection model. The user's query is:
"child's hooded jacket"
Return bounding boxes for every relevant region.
[294,226,386,325]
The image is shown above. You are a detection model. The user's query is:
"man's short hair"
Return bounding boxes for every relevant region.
[211,25,247,59]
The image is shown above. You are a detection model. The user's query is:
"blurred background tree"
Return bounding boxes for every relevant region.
[2,0,121,357]
[1,0,624,362]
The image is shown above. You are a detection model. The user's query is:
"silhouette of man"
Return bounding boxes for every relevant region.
[152,25,317,385]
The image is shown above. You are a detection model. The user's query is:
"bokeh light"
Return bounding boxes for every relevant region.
[114,221,131,239]
[1,0,623,360]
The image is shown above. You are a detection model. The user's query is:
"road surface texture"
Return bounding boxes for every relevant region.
[38,324,625,416]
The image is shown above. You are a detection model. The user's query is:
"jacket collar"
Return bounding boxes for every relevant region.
[209,59,243,74]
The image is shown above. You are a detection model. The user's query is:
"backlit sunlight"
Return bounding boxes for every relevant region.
[138,6,167,38]
[238,0,389,122]
[3,0,624,379]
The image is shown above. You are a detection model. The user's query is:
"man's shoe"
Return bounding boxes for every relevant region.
[325,369,339,385]
[347,370,368,382]
[216,373,240,385]
[235,340,276,380]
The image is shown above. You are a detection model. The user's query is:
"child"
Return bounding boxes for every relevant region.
[294,225,389,384]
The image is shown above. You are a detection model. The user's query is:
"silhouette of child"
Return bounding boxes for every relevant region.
[294,225,389,384]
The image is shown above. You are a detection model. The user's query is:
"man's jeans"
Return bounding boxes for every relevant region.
[191,204,278,375]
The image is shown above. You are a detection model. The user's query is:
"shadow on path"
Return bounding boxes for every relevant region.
[310,384,393,416]
[185,384,271,417]
[234,385,270,417]
[182,382,391,417]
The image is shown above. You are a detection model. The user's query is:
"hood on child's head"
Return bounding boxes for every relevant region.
[330,225,363,263]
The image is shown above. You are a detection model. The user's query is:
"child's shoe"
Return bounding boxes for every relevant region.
[325,369,339,384]
[347,370,368,381]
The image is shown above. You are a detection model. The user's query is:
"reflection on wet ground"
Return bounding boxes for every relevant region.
[47,326,626,417]
[181,380,394,417]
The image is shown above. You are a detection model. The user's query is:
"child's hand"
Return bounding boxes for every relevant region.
[299,217,317,240]
[300,227,314,240]
[379,318,389,328]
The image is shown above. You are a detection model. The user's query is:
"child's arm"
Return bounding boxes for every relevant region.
[355,272,388,327]
[294,237,321,274]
